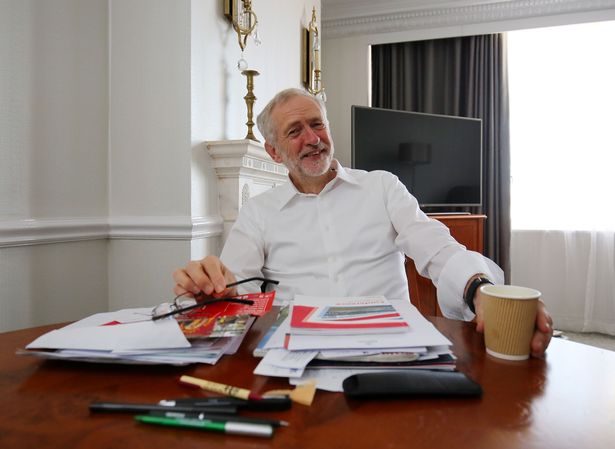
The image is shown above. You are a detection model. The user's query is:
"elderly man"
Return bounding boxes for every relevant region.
[173,87,553,357]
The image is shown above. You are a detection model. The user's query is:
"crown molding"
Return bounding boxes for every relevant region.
[322,0,615,38]
[0,216,223,247]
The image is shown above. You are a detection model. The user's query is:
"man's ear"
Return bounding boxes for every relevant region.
[265,142,283,163]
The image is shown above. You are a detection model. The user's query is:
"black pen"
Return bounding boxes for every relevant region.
[89,401,237,415]
[159,395,291,411]
[148,410,289,427]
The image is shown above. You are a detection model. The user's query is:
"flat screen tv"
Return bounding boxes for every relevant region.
[351,106,483,209]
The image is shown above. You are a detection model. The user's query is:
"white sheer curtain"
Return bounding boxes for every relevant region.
[508,21,615,335]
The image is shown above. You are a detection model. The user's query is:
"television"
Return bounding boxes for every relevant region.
[351,106,483,209]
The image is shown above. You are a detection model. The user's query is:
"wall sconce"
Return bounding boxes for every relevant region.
[303,7,325,100]
[224,0,261,70]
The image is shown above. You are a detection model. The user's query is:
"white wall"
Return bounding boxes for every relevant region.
[107,0,193,309]
[0,0,109,331]
[0,0,320,330]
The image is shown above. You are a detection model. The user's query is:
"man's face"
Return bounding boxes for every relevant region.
[265,95,334,182]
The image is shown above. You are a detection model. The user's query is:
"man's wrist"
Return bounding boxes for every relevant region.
[464,274,493,314]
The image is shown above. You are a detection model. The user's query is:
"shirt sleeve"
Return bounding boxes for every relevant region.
[381,171,504,320]
[219,199,267,295]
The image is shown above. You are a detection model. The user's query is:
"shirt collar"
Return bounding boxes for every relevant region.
[275,160,360,210]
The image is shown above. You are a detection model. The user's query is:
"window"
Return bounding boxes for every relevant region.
[508,21,615,230]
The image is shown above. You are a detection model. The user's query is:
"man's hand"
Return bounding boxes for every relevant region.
[172,256,237,300]
[474,291,553,358]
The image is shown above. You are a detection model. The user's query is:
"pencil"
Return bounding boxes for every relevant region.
[179,375,263,401]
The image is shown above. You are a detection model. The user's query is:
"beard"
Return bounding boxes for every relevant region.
[282,141,334,179]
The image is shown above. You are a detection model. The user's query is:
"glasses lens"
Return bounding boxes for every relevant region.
[152,302,175,318]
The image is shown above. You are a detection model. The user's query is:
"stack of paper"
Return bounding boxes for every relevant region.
[253,295,455,392]
[20,292,275,366]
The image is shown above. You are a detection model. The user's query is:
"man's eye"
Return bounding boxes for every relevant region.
[312,122,325,129]
[287,128,300,137]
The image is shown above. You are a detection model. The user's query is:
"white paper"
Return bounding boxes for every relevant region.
[262,348,319,369]
[26,311,190,351]
[253,358,306,378]
[288,368,386,392]
[317,347,427,359]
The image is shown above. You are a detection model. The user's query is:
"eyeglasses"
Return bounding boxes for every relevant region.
[151,277,279,321]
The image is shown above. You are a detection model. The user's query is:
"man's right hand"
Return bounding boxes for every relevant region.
[172,256,237,300]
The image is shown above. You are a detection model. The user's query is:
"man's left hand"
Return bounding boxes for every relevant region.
[474,292,554,358]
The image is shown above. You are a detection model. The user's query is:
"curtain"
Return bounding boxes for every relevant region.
[511,230,615,335]
[371,34,511,280]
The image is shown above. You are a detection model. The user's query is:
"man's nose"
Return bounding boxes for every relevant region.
[304,127,320,145]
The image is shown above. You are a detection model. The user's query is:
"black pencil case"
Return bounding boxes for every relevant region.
[342,370,482,399]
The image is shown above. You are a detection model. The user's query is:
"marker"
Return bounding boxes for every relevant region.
[159,395,292,411]
[89,401,237,415]
[148,410,289,428]
[179,375,263,400]
[135,415,274,438]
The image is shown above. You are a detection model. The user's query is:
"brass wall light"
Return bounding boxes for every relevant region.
[224,0,261,70]
[302,7,325,100]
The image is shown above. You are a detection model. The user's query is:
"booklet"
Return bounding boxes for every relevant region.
[290,295,409,335]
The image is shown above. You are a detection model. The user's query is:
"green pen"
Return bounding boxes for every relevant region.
[135,415,274,438]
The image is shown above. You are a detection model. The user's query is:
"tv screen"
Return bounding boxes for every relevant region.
[351,106,483,209]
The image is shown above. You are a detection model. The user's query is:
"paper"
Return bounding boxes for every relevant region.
[287,300,451,350]
[26,318,190,351]
[290,295,409,335]
[262,348,319,369]
[288,368,382,392]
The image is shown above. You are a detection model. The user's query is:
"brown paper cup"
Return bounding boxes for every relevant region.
[480,284,540,361]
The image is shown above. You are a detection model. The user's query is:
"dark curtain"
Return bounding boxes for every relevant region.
[372,34,511,280]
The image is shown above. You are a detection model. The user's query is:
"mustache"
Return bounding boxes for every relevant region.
[299,140,327,158]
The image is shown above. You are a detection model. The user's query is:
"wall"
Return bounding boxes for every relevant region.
[0,0,320,330]
[0,0,109,331]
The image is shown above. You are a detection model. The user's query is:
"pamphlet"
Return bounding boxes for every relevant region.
[290,295,408,335]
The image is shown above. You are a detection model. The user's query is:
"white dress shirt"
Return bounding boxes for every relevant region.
[220,164,504,320]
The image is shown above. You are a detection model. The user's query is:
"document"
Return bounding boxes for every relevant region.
[26,312,190,351]
[21,307,257,366]
[290,295,408,335]
[287,300,452,350]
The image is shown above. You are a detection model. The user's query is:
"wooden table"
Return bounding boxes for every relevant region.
[1,312,614,449]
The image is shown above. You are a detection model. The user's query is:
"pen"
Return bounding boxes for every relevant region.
[179,375,263,400]
[148,410,289,427]
[159,395,292,411]
[89,401,237,415]
[135,415,274,438]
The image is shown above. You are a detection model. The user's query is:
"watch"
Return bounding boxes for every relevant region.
[464,276,493,314]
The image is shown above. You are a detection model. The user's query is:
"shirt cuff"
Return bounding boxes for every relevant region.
[436,251,504,320]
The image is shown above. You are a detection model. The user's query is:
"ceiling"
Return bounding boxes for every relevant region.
[320,0,615,38]
[320,0,500,21]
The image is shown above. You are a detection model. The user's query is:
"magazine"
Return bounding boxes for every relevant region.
[290,295,409,335]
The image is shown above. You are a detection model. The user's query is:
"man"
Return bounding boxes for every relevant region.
[173,88,553,357]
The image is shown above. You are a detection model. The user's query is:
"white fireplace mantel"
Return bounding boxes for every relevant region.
[207,139,288,239]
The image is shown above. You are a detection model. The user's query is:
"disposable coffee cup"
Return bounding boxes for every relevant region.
[480,284,540,361]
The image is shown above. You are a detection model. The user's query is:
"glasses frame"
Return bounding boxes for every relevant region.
[152,277,279,321]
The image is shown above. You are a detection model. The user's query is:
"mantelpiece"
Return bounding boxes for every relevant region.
[207,139,288,239]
